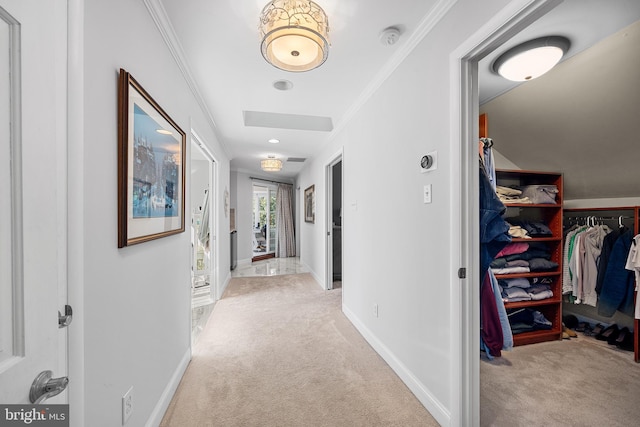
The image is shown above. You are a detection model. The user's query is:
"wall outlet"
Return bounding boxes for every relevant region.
[122,386,133,425]
[373,303,379,317]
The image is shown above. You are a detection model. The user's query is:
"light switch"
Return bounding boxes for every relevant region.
[423,184,432,204]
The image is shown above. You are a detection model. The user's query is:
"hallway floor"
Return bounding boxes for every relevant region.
[231,256,309,278]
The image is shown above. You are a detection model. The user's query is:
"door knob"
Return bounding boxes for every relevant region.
[30,370,69,404]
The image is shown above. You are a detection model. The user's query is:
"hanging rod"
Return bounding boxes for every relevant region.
[565,215,633,221]
[250,176,293,186]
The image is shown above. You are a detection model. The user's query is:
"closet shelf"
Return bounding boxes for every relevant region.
[513,329,563,346]
[496,169,564,346]
[494,271,561,280]
[504,203,562,208]
[509,237,561,243]
[504,298,561,310]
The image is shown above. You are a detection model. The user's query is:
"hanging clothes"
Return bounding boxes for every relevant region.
[595,224,628,295]
[563,223,612,306]
[479,160,511,358]
[624,234,640,320]
[598,229,635,317]
[481,138,496,191]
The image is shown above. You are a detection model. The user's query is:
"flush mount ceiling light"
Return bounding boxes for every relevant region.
[261,156,283,172]
[492,36,570,82]
[259,0,330,72]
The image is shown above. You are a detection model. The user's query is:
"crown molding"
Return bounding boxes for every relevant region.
[143,0,230,158]
[329,0,458,141]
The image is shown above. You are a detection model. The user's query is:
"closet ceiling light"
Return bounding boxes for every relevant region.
[492,36,570,82]
[261,156,283,172]
[259,0,330,72]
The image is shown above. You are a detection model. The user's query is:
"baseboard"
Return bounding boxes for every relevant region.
[145,348,191,427]
[218,272,231,300]
[301,260,324,289]
[342,305,451,426]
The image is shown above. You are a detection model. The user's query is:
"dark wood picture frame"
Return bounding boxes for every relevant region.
[117,68,186,247]
[304,185,315,223]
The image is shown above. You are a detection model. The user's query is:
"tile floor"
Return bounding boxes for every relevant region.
[231,257,309,278]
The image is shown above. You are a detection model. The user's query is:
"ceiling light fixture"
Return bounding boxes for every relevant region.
[492,36,570,82]
[261,156,283,172]
[268,138,280,144]
[259,0,330,72]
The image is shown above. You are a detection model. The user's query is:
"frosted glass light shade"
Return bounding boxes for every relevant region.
[493,36,570,82]
[259,0,330,72]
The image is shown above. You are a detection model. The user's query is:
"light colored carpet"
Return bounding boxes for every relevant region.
[161,273,438,427]
[481,333,640,426]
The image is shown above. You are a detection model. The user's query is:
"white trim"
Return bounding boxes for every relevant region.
[324,149,343,291]
[67,0,85,424]
[448,1,562,425]
[300,260,323,290]
[342,306,450,426]
[191,129,218,302]
[145,348,191,427]
[218,272,231,301]
[1,2,25,362]
[328,0,458,141]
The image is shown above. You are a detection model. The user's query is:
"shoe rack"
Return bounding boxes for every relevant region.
[495,169,564,346]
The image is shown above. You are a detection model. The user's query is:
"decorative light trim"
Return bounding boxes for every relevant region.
[259,0,329,72]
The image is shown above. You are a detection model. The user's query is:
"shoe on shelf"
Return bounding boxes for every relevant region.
[563,323,577,338]
[592,323,604,336]
[596,324,619,342]
[583,323,594,336]
[616,328,634,351]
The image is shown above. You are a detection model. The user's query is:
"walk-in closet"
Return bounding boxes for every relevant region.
[477,1,640,425]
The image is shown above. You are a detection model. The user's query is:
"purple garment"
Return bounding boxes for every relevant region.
[481,272,503,357]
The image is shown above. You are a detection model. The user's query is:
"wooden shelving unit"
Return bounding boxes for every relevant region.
[495,169,564,345]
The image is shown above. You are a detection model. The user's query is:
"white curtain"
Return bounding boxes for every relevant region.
[276,184,296,257]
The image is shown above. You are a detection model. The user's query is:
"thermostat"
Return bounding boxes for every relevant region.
[420,151,438,173]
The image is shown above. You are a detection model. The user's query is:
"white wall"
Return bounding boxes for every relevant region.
[81,0,229,425]
[297,0,513,424]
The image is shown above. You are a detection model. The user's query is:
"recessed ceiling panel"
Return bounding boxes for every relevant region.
[243,110,333,132]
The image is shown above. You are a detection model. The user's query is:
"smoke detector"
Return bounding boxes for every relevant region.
[379,27,401,46]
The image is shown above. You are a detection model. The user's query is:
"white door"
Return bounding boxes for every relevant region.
[0,0,69,405]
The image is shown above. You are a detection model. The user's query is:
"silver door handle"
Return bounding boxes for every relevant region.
[30,370,69,404]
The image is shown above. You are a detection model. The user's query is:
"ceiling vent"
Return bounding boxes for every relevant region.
[287,157,306,163]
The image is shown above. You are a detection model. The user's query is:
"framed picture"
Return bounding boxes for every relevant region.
[117,68,186,247]
[304,185,315,223]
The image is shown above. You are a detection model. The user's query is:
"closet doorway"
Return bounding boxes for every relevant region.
[252,183,277,261]
[190,135,216,345]
[456,0,640,424]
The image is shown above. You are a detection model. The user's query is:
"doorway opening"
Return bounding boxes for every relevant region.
[252,183,277,262]
[190,135,216,345]
[453,0,563,424]
[326,153,343,290]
